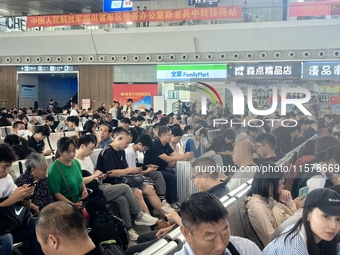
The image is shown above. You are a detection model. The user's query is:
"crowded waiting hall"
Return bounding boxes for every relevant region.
[1,0,340,253]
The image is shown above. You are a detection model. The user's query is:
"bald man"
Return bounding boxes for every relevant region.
[36,202,120,255]
[227,140,259,191]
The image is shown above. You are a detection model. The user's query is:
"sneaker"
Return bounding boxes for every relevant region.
[128,228,139,242]
[135,213,158,226]
[170,203,180,212]
[161,200,172,209]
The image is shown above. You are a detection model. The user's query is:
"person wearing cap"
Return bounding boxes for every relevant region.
[263,188,340,255]
[174,192,262,255]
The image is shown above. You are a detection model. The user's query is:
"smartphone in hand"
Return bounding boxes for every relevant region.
[28,181,38,187]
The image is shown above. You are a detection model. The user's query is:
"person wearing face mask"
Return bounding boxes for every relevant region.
[263,188,340,255]
[12,121,32,144]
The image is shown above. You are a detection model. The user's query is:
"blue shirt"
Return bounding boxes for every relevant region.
[98,136,113,149]
[174,236,262,255]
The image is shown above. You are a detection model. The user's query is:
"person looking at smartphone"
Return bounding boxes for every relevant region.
[247,162,298,246]
[75,134,158,241]
[48,137,88,209]
[15,153,54,215]
[125,134,167,205]
[0,144,44,255]
[96,129,165,217]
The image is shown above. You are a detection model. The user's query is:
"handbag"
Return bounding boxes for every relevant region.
[0,200,33,235]
[115,174,145,188]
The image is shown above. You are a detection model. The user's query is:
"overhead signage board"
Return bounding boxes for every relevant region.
[17,66,78,72]
[103,0,133,12]
[0,16,27,32]
[228,62,302,79]
[302,62,340,80]
[157,64,227,81]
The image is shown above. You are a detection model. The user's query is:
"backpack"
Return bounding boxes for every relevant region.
[97,244,125,255]
[116,107,124,120]
[89,211,129,251]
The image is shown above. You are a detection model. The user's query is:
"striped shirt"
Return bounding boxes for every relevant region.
[263,225,340,255]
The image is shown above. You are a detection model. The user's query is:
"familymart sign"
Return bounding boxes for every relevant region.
[157,64,227,81]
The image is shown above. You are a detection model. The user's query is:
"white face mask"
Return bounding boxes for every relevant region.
[17,130,26,137]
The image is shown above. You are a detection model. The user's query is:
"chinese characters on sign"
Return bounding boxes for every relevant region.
[26,6,242,27]
[303,62,340,79]
[230,63,301,79]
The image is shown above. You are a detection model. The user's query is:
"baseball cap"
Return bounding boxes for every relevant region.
[304,188,340,216]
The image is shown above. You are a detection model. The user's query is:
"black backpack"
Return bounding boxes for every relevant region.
[89,211,129,251]
[116,107,124,120]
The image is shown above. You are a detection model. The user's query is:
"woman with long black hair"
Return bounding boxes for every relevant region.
[263,188,340,255]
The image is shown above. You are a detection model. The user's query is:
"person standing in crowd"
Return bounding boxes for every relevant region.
[273,126,294,159]
[144,126,192,211]
[28,125,52,156]
[36,202,110,255]
[175,192,262,255]
[263,188,340,255]
[15,153,53,214]
[48,137,88,208]
[0,144,44,255]
[70,103,80,117]
[98,123,113,148]
[136,6,141,27]
[143,6,149,27]
[123,98,133,119]
[109,101,120,119]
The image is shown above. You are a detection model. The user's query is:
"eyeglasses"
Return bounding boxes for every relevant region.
[191,172,202,181]
[254,144,266,151]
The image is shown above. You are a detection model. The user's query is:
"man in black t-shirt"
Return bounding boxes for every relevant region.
[27,125,52,156]
[253,133,279,166]
[144,126,192,210]
[96,129,165,216]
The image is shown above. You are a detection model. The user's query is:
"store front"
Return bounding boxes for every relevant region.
[156,64,227,114]
[227,62,303,114]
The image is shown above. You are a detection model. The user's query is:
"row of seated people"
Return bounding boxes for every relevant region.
[0,129,340,253]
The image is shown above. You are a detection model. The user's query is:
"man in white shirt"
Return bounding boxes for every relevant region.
[0,144,44,255]
[122,98,133,119]
[70,103,80,116]
[125,133,167,205]
[175,192,261,255]
[75,135,158,241]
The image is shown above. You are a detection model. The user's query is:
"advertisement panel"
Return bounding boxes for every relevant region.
[26,6,242,27]
[113,84,158,110]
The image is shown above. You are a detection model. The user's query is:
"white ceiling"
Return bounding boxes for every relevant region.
[0,0,103,16]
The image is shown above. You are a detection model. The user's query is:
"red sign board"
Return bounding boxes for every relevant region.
[26,6,242,27]
[290,1,331,17]
[113,84,158,110]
